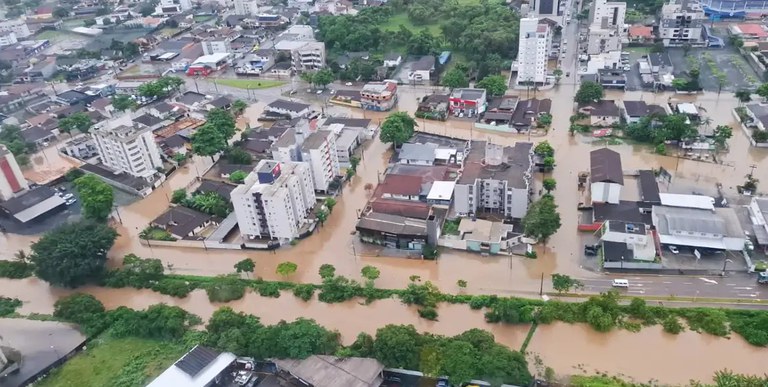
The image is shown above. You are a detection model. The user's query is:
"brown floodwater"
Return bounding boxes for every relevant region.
[2,277,766,384]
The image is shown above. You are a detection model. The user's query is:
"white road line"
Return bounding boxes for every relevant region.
[628,290,645,294]
[662,281,672,284]
[683,282,693,285]
[734,287,753,290]
[737,294,758,297]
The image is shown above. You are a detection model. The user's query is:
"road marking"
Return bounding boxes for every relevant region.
[734,287,753,290]
[662,281,672,284]
[699,278,719,285]
[737,293,758,297]
[628,290,645,294]
[683,282,693,285]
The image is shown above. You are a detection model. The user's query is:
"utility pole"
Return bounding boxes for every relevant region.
[539,272,544,296]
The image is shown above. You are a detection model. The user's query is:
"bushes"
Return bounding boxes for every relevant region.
[256,282,281,298]
[727,310,768,346]
[678,308,730,337]
[54,293,109,336]
[0,260,34,279]
[293,284,316,301]
[318,275,362,303]
[0,296,21,316]
[152,278,194,298]
[109,304,201,340]
[206,275,246,302]
[103,254,164,289]
[662,315,684,334]
[418,306,438,320]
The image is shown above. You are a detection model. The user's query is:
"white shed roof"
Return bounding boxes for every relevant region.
[427,181,455,201]
[659,193,714,210]
[193,53,229,65]
[677,102,698,115]
[147,349,236,387]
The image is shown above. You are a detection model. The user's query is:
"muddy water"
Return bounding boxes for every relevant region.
[528,322,768,384]
[3,277,765,384]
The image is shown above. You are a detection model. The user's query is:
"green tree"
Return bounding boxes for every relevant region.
[318,264,336,279]
[534,141,555,158]
[206,108,236,139]
[324,197,337,213]
[226,147,253,165]
[315,208,329,226]
[276,261,298,279]
[551,273,584,293]
[538,112,553,127]
[542,177,556,193]
[441,340,478,385]
[757,83,768,100]
[31,221,118,287]
[457,279,467,289]
[735,89,753,104]
[53,293,108,334]
[232,99,248,116]
[522,194,561,243]
[476,74,507,96]
[379,112,417,147]
[441,67,469,89]
[139,3,155,16]
[361,265,380,282]
[171,188,187,204]
[553,68,563,84]
[313,68,335,88]
[74,174,114,221]
[349,155,361,171]
[83,18,96,27]
[192,124,227,160]
[712,125,733,149]
[373,324,421,369]
[204,306,262,354]
[185,192,230,217]
[53,6,69,17]
[229,170,247,184]
[58,112,93,135]
[111,94,137,112]
[300,71,315,87]
[234,258,255,278]
[574,81,605,104]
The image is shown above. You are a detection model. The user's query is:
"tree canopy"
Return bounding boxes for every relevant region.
[379,112,417,147]
[30,221,119,287]
[58,112,93,135]
[552,273,583,293]
[522,194,561,243]
[192,123,227,159]
[441,67,469,89]
[137,76,184,99]
[111,94,137,112]
[74,174,114,221]
[276,261,298,278]
[574,81,604,104]
[476,75,507,97]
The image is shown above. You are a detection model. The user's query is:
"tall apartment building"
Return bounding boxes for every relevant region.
[91,116,164,180]
[301,130,340,193]
[231,160,316,241]
[586,0,627,54]
[0,19,30,39]
[531,0,567,25]
[516,18,551,85]
[155,0,192,14]
[234,0,259,15]
[274,40,326,72]
[453,141,534,219]
[0,144,28,201]
[659,0,707,46]
[202,40,232,55]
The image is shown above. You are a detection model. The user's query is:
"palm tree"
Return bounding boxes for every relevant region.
[735,89,752,105]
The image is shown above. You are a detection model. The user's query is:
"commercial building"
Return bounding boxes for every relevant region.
[155,0,192,14]
[747,197,768,252]
[516,18,551,85]
[0,144,28,201]
[453,141,534,219]
[201,40,231,56]
[0,18,31,38]
[652,205,745,251]
[233,0,259,15]
[360,81,398,111]
[659,0,707,47]
[231,160,316,241]
[590,148,623,204]
[91,115,164,180]
[301,130,341,193]
[274,40,326,72]
[449,88,487,117]
[0,186,65,223]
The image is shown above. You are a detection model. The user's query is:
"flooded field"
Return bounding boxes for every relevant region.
[3,277,766,384]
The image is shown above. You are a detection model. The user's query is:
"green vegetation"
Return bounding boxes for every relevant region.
[182,191,231,217]
[216,79,286,89]
[0,125,33,166]
[379,112,417,147]
[205,275,247,302]
[624,114,698,144]
[137,76,184,100]
[0,259,34,279]
[574,81,605,104]
[442,219,461,235]
[139,226,177,241]
[522,194,561,243]
[0,296,22,316]
[74,174,115,222]
[551,273,583,294]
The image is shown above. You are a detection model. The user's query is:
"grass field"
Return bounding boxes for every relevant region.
[36,30,80,42]
[36,336,186,387]
[378,12,443,36]
[216,79,286,89]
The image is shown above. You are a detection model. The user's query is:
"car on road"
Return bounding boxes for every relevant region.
[668,245,679,254]
[289,90,297,95]
[62,193,74,200]
[65,198,77,206]
[612,279,629,288]
[56,186,66,192]
[758,272,768,284]
[316,90,323,94]
[345,82,353,86]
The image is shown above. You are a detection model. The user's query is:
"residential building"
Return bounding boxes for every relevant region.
[510,98,552,131]
[450,218,524,255]
[0,19,31,38]
[360,81,397,111]
[336,129,361,167]
[264,99,311,119]
[273,356,384,387]
[578,100,621,127]
[647,52,674,75]
[622,100,669,123]
[586,0,626,55]
[231,160,316,241]
[407,55,435,83]
[91,115,164,180]
[0,31,17,47]
[301,130,341,193]
[454,141,533,219]
[590,148,623,204]
[516,18,550,85]
[356,211,436,250]
[628,25,653,42]
[532,0,567,25]
[587,27,622,55]
[398,143,438,166]
[151,206,217,240]
[201,40,232,55]
[0,144,28,201]
[652,205,746,251]
[155,0,192,14]
[449,88,487,117]
[62,136,99,160]
[274,40,326,72]
[746,103,768,132]
[233,0,259,15]
[599,220,659,268]
[0,186,65,223]
[659,0,707,46]
[597,69,627,90]
[747,197,768,252]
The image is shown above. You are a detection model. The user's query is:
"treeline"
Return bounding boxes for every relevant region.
[50,293,532,386]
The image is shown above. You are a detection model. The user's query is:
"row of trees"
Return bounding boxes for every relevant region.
[137,76,185,100]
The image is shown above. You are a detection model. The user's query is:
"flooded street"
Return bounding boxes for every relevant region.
[2,84,768,382]
[3,276,765,384]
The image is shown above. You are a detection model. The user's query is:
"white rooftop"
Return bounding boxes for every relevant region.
[146,349,236,387]
[193,53,230,65]
[659,193,714,211]
[427,181,456,201]
[677,102,699,115]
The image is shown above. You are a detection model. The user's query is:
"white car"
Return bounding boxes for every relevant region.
[65,198,77,206]
[62,193,74,200]
[745,239,755,251]
[316,90,323,94]
[668,245,680,254]
[345,82,353,86]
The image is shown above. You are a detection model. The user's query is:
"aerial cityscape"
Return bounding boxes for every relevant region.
[0,0,767,385]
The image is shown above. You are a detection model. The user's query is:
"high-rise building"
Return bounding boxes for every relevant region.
[516,18,551,85]
[91,116,164,180]
[659,0,706,46]
[231,160,316,241]
[531,0,568,26]
[586,0,627,54]
[301,130,340,193]
[233,0,259,15]
[0,144,28,201]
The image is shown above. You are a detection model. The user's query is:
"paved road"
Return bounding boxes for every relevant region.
[580,273,767,300]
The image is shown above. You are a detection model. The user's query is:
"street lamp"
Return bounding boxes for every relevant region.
[722,258,733,275]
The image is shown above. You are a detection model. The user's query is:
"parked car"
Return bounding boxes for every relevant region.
[757,272,768,284]
[745,239,755,251]
[62,193,74,200]
[316,90,323,94]
[668,245,679,254]
[56,186,66,192]
[345,82,353,86]
[65,198,77,206]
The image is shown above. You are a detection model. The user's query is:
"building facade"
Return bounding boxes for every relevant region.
[202,40,232,56]
[233,0,259,15]
[301,130,340,193]
[516,18,550,85]
[231,160,316,241]
[586,0,626,55]
[0,19,31,38]
[155,0,192,14]
[274,40,326,72]
[360,81,398,111]
[0,144,28,201]
[91,116,164,180]
[659,0,706,46]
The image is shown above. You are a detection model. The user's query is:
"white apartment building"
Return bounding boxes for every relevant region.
[587,0,627,55]
[234,0,259,15]
[516,18,551,85]
[659,0,706,46]
[0,32,18,47]
[532,0,567,26]
[0,19,30,39]
[0,144,28,201]
[202,40,232,55]
[231,160,316,241]
[301,130,340,193]
[155,0,192,14]
[274,40,326,72]
[91,116,164,180]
